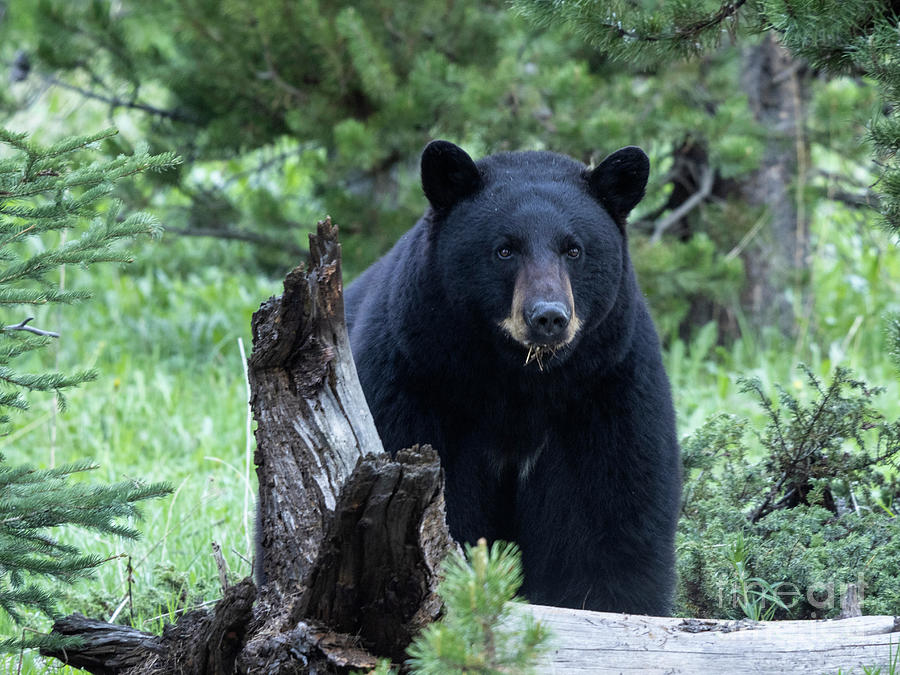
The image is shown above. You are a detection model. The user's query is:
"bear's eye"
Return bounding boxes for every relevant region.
[496,246,513,260]
[566,245,581,259]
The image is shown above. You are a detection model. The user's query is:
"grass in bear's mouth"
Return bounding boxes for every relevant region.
[524,344,557,371]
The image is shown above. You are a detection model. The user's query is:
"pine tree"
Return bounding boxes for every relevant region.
[4,1,889,335]
[513,0,900,237]
[0,0,820,332]
[405,539,550,674]
[0,126,178,651]
[3,0,510,271]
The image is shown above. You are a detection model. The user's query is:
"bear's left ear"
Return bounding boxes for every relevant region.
[586,146,650,226]
[421,140,482,212]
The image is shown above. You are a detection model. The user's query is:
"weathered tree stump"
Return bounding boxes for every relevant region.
[42,219,456,674]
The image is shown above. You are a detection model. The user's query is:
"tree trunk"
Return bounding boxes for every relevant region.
[739,33,811,333]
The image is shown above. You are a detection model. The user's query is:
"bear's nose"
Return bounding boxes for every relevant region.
[526,301,570,342]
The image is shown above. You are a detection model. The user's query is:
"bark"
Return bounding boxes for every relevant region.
[44,580,256,675]
[739,34,811,333]
[297,446,455,663]
[248,216,384,595]
[648,139,741,340]
[527,607,900,674]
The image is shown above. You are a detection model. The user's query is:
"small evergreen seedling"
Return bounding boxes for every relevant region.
[406,539,550,675]
[0,126,177,651]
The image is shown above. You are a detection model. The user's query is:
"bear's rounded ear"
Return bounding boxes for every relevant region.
[586,146,650,226]
[421,140,482,212]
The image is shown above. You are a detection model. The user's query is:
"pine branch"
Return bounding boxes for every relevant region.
[2,318,59,338]
[592,1,748,45]
[407,540,550,672]
[514,0,754,62]
[0,287,91,305]
[41,74,195,124]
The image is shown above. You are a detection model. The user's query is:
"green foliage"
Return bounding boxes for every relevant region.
[678,366,900,619]
[513,0,900,237]
[742,366,899,522]
[0,458,171,644]
[405,539,550,675]
[514,0,762,64]
[0,127,178,421]
[634,233,744,339]
[9,0,862,341]
[725,532,790,620]
[4,0,895,341]
[363,661,397,675]
[0,2,763,280]
[0,126,177,652]
[5,0,508,260]
[890,315,900,374]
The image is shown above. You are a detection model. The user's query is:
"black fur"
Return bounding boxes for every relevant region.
[344,141,680,614]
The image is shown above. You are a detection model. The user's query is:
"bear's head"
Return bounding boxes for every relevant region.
[421,140,648,371]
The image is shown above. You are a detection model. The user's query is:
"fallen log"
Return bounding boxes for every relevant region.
[528,607,900,674]
[40,218,899,674]
[44,596,900,674]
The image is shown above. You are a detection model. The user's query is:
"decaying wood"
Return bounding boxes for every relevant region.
[43,218,455,674]
[43,614,163,674]
[44,579,256,675]
[44,598,900,675]
[298,445,454,663]
[40,217,900,674]
[240,218,453,671]
[249,217,385,594]
[528,607,900,674]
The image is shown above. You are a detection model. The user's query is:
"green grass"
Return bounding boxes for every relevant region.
[2,201,899,673]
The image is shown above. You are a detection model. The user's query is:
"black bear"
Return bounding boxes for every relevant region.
[344,141,680,615]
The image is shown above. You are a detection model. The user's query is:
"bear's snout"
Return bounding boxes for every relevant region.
[526,300,571,343]
[499,262,582,353]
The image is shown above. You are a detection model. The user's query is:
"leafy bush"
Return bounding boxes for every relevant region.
[678,366,900,620]
[634,232,744,340]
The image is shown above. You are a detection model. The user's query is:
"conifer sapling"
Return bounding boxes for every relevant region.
[0,126,177,651]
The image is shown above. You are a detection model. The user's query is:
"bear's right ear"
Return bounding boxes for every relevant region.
[421,140,482,212]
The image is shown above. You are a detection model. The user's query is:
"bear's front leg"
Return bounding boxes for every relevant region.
[439,440,519,547]
[513,421,679,615]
